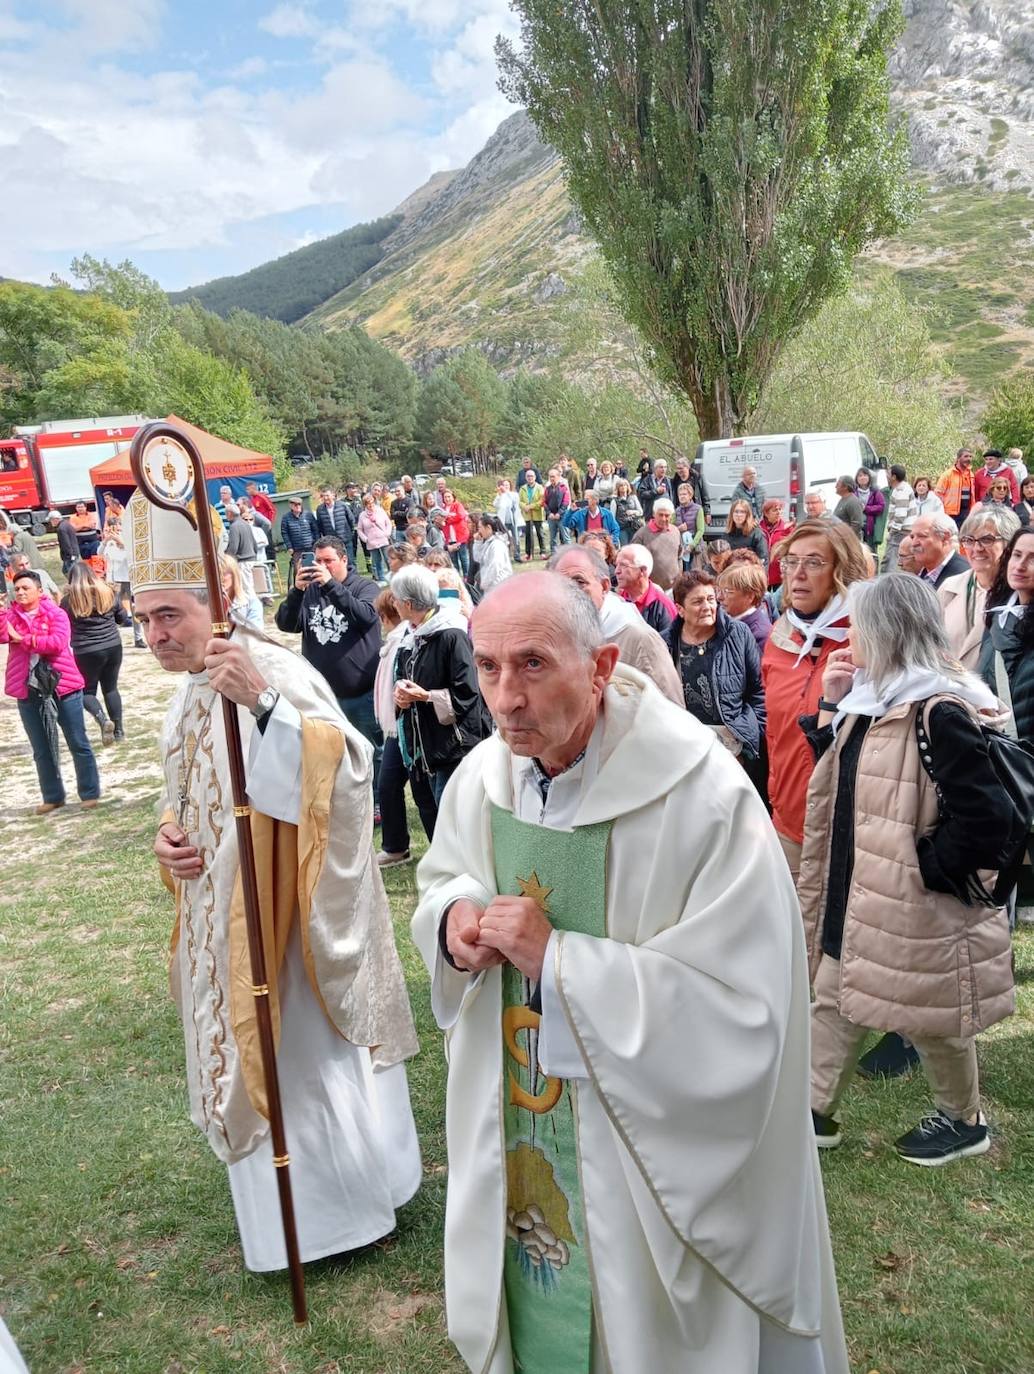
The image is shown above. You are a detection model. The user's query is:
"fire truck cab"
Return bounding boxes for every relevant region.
[0,415,149,534]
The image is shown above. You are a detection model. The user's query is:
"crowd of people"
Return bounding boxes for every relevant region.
[253,444,1030,1174]
[2,436,1033,1373]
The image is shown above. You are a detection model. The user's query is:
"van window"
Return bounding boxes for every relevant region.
[858,436,880,470]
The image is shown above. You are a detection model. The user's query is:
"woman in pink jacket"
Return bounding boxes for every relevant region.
[1,569,100,813]
[442,488,472,577]
[356,492,393,583]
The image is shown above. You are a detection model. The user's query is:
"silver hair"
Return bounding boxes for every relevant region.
[549,545,611,585]
[848,575,967,694]
[552,576,604,658]
[390,563,439,613]
[959,505,1020,543]
[621,543,653,574]
[652,498,675,516]
[924,510,960,546]
[224,503,239,518]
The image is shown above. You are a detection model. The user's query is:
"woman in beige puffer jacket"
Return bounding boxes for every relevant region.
[798,575,1016,1168]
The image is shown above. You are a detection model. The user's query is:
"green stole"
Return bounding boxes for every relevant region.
[491,804,611,1374]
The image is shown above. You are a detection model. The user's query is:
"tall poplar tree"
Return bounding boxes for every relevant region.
[498,0,916,437]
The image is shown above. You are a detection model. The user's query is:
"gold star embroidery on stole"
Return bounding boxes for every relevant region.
[516,871,553,913]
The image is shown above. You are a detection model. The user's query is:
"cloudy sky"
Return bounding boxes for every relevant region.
[0,0,519,290]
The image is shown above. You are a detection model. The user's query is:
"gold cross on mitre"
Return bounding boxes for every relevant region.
[516,870,553,913]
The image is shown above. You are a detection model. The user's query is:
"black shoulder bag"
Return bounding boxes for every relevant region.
[916,698,1034,906]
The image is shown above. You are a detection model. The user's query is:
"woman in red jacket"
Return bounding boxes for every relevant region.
[1,570,100,813]
[759,498,795,590]
[442,488,472,577]
[761,520,868,879]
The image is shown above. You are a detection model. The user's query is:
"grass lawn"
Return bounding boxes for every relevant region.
[2,629,1033,1373]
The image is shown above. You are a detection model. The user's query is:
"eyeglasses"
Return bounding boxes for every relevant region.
[960,535,1002,549]
[782,556,830,574]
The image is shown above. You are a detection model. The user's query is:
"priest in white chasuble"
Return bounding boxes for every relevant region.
[128,495,421,1273]
[412,572,849,1374]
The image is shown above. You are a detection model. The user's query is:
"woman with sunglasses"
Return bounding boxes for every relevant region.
[938,506,1020,670]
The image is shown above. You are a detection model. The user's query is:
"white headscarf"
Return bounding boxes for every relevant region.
[785,593,850,666]
[832,665,997,735]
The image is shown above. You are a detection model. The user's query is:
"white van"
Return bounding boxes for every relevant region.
[695,431,885,539]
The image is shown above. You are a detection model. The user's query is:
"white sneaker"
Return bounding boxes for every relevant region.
[376,848,411,867]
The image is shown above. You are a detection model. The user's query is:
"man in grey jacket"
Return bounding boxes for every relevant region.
[224,503,258,593]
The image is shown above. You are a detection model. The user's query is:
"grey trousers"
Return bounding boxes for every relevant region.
[810,954,980,1121]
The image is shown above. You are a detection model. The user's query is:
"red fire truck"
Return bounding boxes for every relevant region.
[0,415,150,533]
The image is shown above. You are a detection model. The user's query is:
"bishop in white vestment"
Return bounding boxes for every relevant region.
[412,572,849,1374]
[129,494,421,1272]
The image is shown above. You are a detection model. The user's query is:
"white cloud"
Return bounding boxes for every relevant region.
[55,0,164,52]
[226,56,268,80]
[0,1,521,287]
[258,4,318,39]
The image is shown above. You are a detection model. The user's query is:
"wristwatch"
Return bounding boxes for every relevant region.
[250,686,280,720]
[817,697,841,713]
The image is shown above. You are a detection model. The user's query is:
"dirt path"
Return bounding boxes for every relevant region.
[0,631,178,857]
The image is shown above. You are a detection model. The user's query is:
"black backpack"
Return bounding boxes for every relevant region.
[916,702,1034,906]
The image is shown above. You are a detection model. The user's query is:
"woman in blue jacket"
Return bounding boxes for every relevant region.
[666,569,767,798]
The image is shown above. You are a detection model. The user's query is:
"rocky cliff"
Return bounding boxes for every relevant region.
[893,0,1034,192]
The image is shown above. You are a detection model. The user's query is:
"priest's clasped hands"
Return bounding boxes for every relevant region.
[446,897,553,981]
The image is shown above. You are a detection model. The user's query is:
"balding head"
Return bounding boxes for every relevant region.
[471,574,618,770]
[550,546,610,609]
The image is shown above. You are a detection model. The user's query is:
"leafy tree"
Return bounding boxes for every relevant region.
[753,274,966,469]
[525,377,696,469]
[157,333,285,457]
[982,377,1034,459]
[500,369,571,451]
[0,281,132,426]
[417,350,508,469]
[498,0,916,438]
[417,370,471,457]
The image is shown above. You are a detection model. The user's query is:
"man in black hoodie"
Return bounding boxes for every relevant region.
[274,535,384,815]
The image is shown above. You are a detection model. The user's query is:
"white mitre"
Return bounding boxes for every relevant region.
[126,492,217,593]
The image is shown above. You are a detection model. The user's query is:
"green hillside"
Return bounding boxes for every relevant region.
[319,169,1034,418]
[864,183,1034,404]
[169,214,401,324]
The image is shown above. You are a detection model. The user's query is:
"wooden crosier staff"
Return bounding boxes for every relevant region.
[129,420,308,1324]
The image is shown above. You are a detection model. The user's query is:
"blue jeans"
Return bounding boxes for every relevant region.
[431,760,460,807]
[618,527,634,546]
[450,542,470,577]
[18,690,100,804]
[547,516,564,553]
[369,546,389,582]
[336,688,383,807]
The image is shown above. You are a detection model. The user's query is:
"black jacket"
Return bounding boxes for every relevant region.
[396,615,492,772]
[636,473,673,520]
[275,570,380,698]
[280,509,319,553]
[666,607,766,756]
[981,611,1034,746]
[927,551,970,590]
[726,527,770,566]
[315,499,355,543]
[57,519,79,563]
